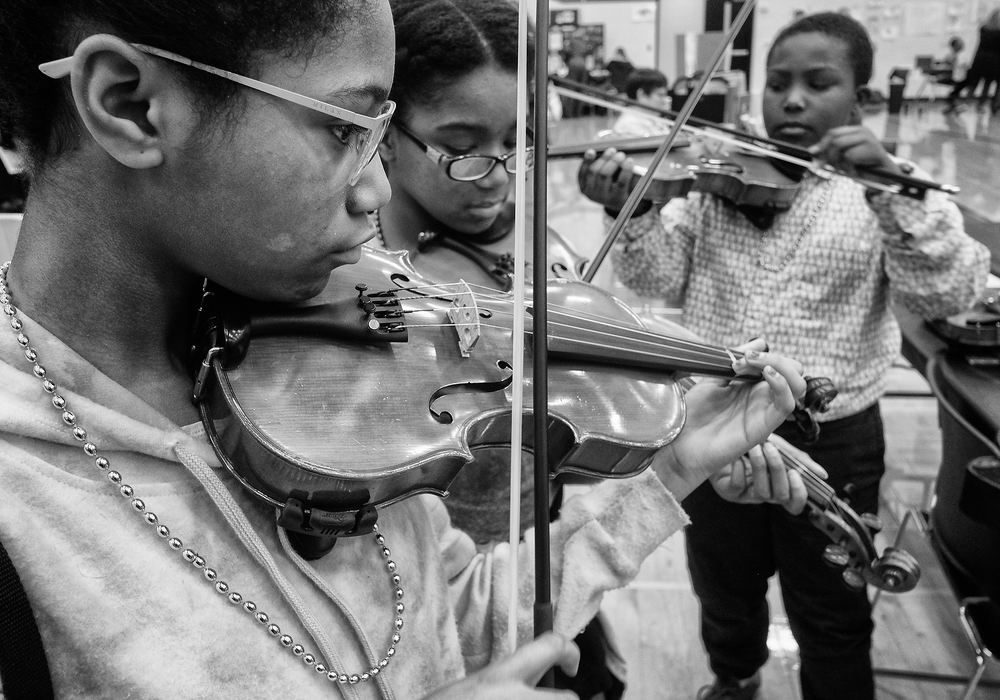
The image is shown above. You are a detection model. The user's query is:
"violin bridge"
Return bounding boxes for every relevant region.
[447,280,481,357]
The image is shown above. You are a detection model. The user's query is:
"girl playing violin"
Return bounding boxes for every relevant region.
[374,2,631,694]
[375,1,822,696]
[579,12,991,700]
[0,0,812,698]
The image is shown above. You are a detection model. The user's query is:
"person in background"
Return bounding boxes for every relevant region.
[610,67,670,137]
[562,46,589,118]
[945,9,1000,113]
[931,36,966,87]
[605,47,634,94]
[579,11,991,700]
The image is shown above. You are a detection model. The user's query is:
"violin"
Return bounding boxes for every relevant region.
[627,308,919,593]
[550,75,960,204]
[551,133,803,211]
[188,246,921,591]
[390,200,590,292]
[767,431,920,592]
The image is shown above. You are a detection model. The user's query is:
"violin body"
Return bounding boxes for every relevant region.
[627,140,801,211]
[401,200,590,291]
[190,245,685,534]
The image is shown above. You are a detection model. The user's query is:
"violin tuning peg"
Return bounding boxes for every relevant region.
[860,513,883,533]
[870,547,922,593]
[842,568,866,590]
[822,544,850,568]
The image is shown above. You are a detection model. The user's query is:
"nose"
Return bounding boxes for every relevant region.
[783,83,806,112]
[349,156,391,212]
[476,156,513,189]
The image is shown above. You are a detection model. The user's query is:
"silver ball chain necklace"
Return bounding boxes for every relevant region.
[755,178,832,273]
[0,260,404,689]
[372,209,387,248]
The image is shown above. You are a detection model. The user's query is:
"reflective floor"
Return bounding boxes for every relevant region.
[544,100,1000,699]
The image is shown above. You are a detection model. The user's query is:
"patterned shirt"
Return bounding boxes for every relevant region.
[611,170,991,421]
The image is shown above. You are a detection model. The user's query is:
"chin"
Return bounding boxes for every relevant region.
[458,211,501,233]
[330,245,364,267]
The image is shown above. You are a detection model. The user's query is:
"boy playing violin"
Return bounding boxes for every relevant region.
[579,11,990,700]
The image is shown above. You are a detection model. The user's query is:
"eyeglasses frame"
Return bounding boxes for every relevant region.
[392,122,532,182]
[39,42,395,185]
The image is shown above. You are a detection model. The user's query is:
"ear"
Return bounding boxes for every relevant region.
[68,35,186,169]
[378,125,400,163]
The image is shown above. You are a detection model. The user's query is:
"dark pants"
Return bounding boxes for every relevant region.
[683,404,885,700]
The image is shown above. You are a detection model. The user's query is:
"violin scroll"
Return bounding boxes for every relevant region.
[810,492,921,593]
[803,376,838,413]
[866,547,922,592]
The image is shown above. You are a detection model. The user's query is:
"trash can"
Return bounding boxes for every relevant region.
[888,68,908,114]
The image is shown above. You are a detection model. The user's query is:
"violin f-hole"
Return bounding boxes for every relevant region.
[428,360,514,424]
[699,156,744,174]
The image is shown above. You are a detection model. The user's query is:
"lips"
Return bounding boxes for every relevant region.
[774,123,811,138]
[467,200,504,214]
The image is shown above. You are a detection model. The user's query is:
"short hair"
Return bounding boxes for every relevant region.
[0,0,367,172]
[389,0,533,122]
[767,11,874,87]
[624,68,668,100]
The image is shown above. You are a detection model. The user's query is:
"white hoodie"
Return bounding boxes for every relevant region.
[0,311,687,699]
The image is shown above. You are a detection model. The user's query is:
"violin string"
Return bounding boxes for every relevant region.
[398,316,738,372]
[386,286,840,505]
[402,311,738,370]
[384,282,739,366]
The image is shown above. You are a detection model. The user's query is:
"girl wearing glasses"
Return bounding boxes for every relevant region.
[374,1,821,698]
[375,3,631,696]
[0,0,811,697]
[373,0,536,293]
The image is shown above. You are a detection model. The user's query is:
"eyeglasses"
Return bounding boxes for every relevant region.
[393,122,533,182]
[39,42,395,186]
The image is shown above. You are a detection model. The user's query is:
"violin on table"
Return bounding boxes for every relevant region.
[187,245,920,591]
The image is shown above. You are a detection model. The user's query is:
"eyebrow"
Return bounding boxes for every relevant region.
[323,83,391,111]
[432,122,519,142]
[766,65,843,77]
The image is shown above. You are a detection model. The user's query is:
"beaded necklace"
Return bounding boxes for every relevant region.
[755,178,832,273]
[0,261,404,690]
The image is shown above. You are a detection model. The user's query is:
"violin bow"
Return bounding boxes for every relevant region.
[503,0,532,656]
[515,0,756,673]
[582,0,757,283]
[527,0,555,670]
[518,0,756,674]
[550,79,959,201]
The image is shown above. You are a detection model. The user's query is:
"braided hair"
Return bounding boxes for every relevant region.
[0,0,370,172]
[389,0,533,121]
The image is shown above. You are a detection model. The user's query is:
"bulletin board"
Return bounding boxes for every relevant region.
[748,0,988,104]
[855,0,979,39]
